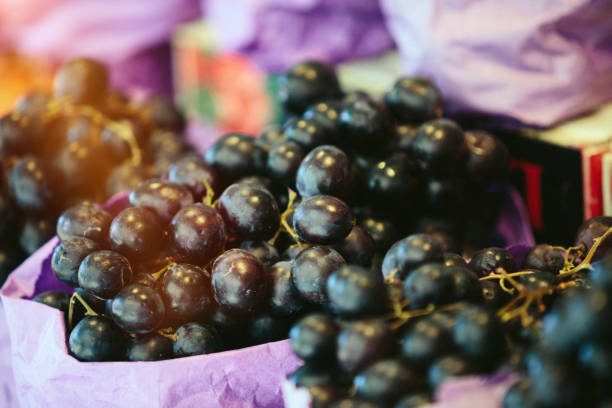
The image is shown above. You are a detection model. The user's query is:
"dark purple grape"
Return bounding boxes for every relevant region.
[19,217,54,254]
[382,234,444,280]
[106,163,150,196]
[443,253,468,268]
[159,263,214,325]
[305,385,348,407]
[266,140,305,188]
[0,114,38,157]
[171,203,226,266]
[578,341,612,383]
[354,359,422,404]
[303,100,342,130]
[367,153,420,203]
[10,155,61,214]
[259,124,284,147]
[522,244,564,274]
[78,250,132,299]
[290,364,345,388]
[268,261,305,316]
[402,316,455,371]
[129,178,194,224]
[109,207,165,261]
[481,279,512,309]
[173,322,221,357]
[360,217,400,252]
[53,58,108,106]
[56,203,112,246]
[469,247,518,278]
[218,183,280,241]
[240,241,280,268]
[110,283,165,334]
[327,265,387,317]
[291,246,346,305]
[236,175,289,210]
[411,118,467,175]
[126,333,174,361]
[211,249,267,315]
[293,195,352,245]
[386,124,418,155]
[449,266,482,303]
[278,61,342,115]
[68,316,124,362]
[14,90,51,117]
[290,314,338,362]
[51,237,100,286]
[384,77,443,125]
[453,305,506,362]
[132,272,157,288]
[464,130,508,183]
[283,118,335,151]
[146,130,189,163]
[141,95,186,132]
[337,319,396,374]
[575,216,612,261]
[332,226,375,267]
[403,263,455,309]
[329,399,382,408]
[527,353,582,407]
[168,155,220,201]
[247,312,292,344]
[33,290,70,313]
[428,355,479,390]
[204,133,266,183]
[296,145,351,198]
[425,176,467,214]
[339,95,393,153]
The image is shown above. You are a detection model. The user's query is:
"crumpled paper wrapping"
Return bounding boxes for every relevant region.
[380,0,612,127]
[205,0,395,72]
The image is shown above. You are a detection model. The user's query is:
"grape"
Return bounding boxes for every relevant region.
[110,283,165,334]
[296,145,351,198]
[268,261,305,316]
[204,133,266,183]
[293,195,352,244]
[290,314,338,362]
[218,183,280,241]
[240,240,280,269]
[168,155,219,201]
[266,140,305,188]
[171,203,226,265]
[331,226,375,267]
[443,253,468,268]
[19,218,54,254]
[259,124,284,147]
[384,77,443,125]
[69,316,124,362]
[302,100,342,131]
[367,153,420,204]
[283,118,336,152]
[173,322,221,357]
[291,246,346,304]
[382,234,444,280]
[353,359,422,404]
[522,244,564,274]
[106,163,150,196]
[129,178,194,224]
[327,265,387,317]
[452,305,506,362]
[337,319,396,374]
[0,114,38,157]
[464,130,509,184]
[468,247,518,278]
[10,155,61,214]
[403,263,455,309]
[56,203,112,246]
[78,250,132,299]
[51,237,100,286]
[411,118,467,175]
[32,290,70,313]
[289,363,346,387]
[247,313,292,344]
[141,95,186,132]
[393,394,432,408]
[126,334,173,361]
[574,216,612,261]
[109,207,165,261]
[360,217,400,252]
[53,58,108,107]
[428,355,479,390]
[339,95,393,153]
[211,249,267,315]
[481,279,512,309]
[448,266,482,303]
[402,317,455,371]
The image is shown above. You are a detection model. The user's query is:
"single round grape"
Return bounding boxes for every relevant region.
[411,118,467,175]
[386,124,418,155]
[522,244,564,274]
[266,140,305,188]
[268,261,305,316]
[578,341,612,382]
[428,355,479,390]
[10,155,61,214]
[109,207,165,261]
[56,203,112,246]
[452,305,505,361]
[384,77,443,124]
[240,241,280,268]
[236,175,289,211]
[204,133,266,183]
[327,265,387,317]
[302,100,342,131]
[425,176,467,214]
[481,279,512,309]
[289,364,344,388]
[259,124,284,147]
[211,249,267,315]
[19,217,54,254]
[291,246,346,305]
[168,155,219,201]
[0,114,38,157]
[527,353,581,407]
[382,234,444,280]
[403,263,455,309]
[296,145,351,198]
[159,263,214,326]
[449,266,482,303]
[78,250,132,299]
[283,117,336,152]
[367,153,420,204]
[218,183,280,241]
[402,317,455,371]
[360,217,400,252]
[469,247,518,278]
[305,385,348,407]
[331,226,375,267]
[146,130,189,163]
[278,61,342,115]
[126,333,174,361]
[575,216,612,261]
[293,195,352,244]
[68,316,124,362]
[247,312,292,344]
[464,130,509,183]
[339,95,393,153]
[443,253,468,268]
[173,322,221,357]
[289,314,339,362]
[129,178,194,224]
[106,163,150,197]
[110,283,165,334]
[337,319,396,374]
[53,58,109,106]
[13,90,51,117]
[141,95,186,132]
[354,359,421,404]
[51,237,100,286]
[171,203,226,266]
[32,290,70,313]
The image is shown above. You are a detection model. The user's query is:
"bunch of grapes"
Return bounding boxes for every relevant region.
[0,57,190,281]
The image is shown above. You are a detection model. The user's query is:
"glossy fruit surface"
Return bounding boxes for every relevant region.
[284,118,336,152]
[171,203,226,265]
[56,204,112,246]
[296,145,351,198]
[78,250,132,299]
[291,246,346,304]
[574,216,612,261]
[411,119,467,175]
[403,263,455,309]
[464,130,509,183]
[126,333,174,361]
[159,263,214,325]
[10,155,61,214]
[129,178,193,224]
[240,240,280,268]
[268,261,305,316]
[354,359,421,404]
[327,265,387,317]
[69,316,124,362]
[293,195,352,244]
[110,283,165,334]
[53,58,108,106]
[266,140,305,188]
[109,207,165,261]
[290,314,338,362]
[384,77,443,125]
[522,244,564,274]
[51,237,100,286]
[339,95,392,153]
[367,153,420,204]
[173,322,221,357]
[168,155,219,201]
[382,234,444,280]
[32,290,70,313]
[332,226,375,267]
[337,319,396,374]
[469,247,518,277]
[204,133,266,183]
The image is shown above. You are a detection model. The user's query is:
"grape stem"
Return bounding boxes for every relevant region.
[152,262,176,281]
[558,226,612,277]
[67,291,99,330]
[202,179,215,207]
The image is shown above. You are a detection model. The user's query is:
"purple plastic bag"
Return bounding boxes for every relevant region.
[205,0,395,72]
[380,0,612,126]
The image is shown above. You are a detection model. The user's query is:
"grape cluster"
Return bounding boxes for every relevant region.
[0,57,190,282]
